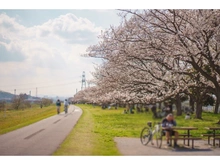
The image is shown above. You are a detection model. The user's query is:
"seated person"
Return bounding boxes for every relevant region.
[161,113,179,147]
[185,113,190,120]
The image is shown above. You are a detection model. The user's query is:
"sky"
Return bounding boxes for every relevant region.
[0,8,122,98]
[0,0,217,99]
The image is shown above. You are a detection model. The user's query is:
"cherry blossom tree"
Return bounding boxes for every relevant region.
[135,9,220,116]
[82,9,220,119]
[85,10,188,114]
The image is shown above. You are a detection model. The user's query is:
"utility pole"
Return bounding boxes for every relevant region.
[14,89,16,99]
[36,87,37,97]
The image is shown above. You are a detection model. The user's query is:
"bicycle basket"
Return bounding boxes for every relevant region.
[147,121,152,127]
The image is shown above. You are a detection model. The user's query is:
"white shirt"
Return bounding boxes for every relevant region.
[64,100,69,106]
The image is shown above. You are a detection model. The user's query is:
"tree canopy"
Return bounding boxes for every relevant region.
[74,9,220,119]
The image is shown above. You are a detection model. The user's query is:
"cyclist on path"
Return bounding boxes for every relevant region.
[64,99,69,114]
[56,99,61,114]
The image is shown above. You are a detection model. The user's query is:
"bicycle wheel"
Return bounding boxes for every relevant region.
[140,127,152,145]
[155,126,163,148]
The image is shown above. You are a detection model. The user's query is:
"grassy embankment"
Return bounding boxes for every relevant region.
[53,104,220,155]
[0,104,57,135]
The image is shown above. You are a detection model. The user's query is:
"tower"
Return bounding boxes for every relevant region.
[36,87,38,97]
[14,89,16,98]
[81,71,86,90]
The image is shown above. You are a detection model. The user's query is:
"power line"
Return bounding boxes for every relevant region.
[1,81,80,92]
[0,76,81,88]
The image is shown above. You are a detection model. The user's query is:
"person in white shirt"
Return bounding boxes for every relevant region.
[64,99,69,114]
[185,113,190,120]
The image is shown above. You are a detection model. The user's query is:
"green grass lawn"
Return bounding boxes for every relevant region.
[53,104,220,155]
[0,104,57,135]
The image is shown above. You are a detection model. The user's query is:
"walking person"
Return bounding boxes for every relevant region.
[64,99,69,114]
[56,99,61,114]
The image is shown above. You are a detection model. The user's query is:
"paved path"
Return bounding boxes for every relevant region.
[0,105,82,155]
[114,137,220,156]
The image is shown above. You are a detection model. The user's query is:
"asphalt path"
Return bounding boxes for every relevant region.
[0,105,82,156]
[114,137,220,156]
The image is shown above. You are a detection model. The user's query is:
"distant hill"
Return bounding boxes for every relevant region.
[0,90,14,99]
[0,90,70,102]
[0,90,41,101]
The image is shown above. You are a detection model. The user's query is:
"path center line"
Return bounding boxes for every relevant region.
[53,119,61,124]
[24,129,45,140]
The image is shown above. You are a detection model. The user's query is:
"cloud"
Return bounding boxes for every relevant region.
[0,12,102,63]
[0,11,104,96]
[0,13,24,30]
[0,44,25,62]
[34,13,102,44]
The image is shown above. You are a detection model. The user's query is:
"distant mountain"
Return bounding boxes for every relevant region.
[0,90,14,99]
[0,90,71,103]
[0,90,41,100]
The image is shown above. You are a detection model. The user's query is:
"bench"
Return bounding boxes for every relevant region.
[213,137,220,148]
[171,137,202,149]
[201,134,220,144]
[179,134,192,145]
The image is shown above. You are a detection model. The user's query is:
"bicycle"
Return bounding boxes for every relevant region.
[64,105,68,114]
[140,121,163,148]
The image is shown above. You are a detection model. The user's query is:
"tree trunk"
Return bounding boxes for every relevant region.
[214,99,220,114]
[175,93,182,116]
[159,102,162,110]
[195,101,203,119]
[214,92,220,114]
[189,95,195,112]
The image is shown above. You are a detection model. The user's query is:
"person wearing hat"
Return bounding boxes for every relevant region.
[161,113,179,147]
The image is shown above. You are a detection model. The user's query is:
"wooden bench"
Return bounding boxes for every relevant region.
[201,134,220,144]
[179,134,192,145]
[213,137,220,148]
[171,137,202,149]
[167,134,193,146]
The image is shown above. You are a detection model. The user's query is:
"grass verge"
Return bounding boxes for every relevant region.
[54,104,156,155]
[0,104,57,135]
[53,104,121,155]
